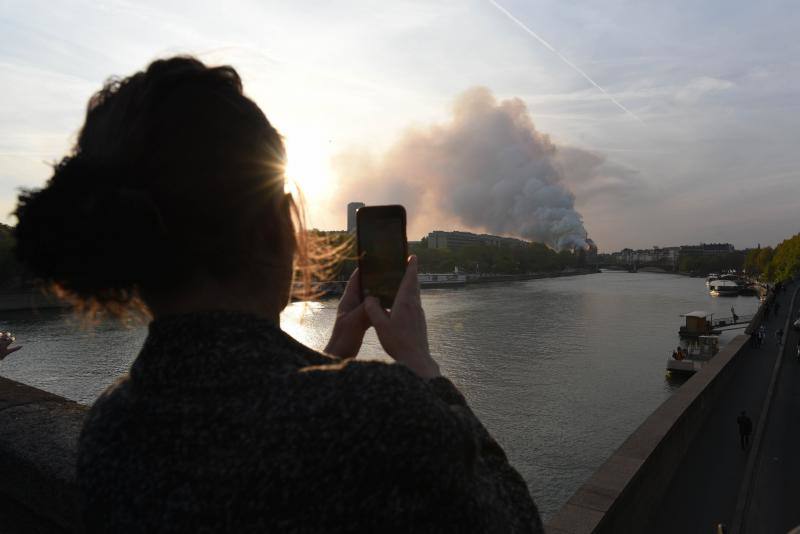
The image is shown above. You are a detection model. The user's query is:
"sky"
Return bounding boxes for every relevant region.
[1,0,798,251]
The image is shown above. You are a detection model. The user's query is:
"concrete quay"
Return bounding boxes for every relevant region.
[0,376,86,533]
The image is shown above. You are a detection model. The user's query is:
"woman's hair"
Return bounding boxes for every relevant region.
[14,56,327,318]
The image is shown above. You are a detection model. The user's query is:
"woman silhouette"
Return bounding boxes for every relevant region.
[13,57,541,533]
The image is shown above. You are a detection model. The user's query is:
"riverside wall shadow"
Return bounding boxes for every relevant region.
[547,333,753,533]
[0,290,71,312]
[0,376,86,533]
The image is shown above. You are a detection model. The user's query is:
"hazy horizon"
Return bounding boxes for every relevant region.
[1,1,798,251]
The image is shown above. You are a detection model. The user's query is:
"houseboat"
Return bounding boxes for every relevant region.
[667,335,720,375]
[668,311,721,375]
[709,279,740,296]
[418,273,467,288]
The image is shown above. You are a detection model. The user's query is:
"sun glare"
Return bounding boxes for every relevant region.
[283,133,336,208]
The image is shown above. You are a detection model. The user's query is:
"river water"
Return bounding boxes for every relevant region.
[0,272,759,519]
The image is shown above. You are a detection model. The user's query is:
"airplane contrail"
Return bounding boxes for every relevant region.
[487,0,643,122]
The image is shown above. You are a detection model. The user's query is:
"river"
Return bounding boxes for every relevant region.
[0,271,760,519]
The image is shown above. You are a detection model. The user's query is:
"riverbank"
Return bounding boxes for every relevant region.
[317,267,599,297]
[465,267,597,284]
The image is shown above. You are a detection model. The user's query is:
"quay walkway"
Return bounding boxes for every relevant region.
[646,282,797,533]
[740,285,800,531]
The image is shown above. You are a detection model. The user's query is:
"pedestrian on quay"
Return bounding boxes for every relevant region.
[737,411,753,451]
[777,328,784,347]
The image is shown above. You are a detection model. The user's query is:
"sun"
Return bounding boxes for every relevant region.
[282,132,336,205]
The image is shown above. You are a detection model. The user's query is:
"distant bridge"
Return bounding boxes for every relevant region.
[593,260,678,273]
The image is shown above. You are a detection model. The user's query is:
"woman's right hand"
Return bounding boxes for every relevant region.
[364,256,441,379]
[0,332,21,361]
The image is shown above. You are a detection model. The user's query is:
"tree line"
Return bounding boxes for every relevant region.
[743,233,800,283]
[410,237,580,274]
[677,252,745,276]
[310,232,583,279]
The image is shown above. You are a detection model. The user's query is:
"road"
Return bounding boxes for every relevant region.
[646,283,793,533]
[744,284,800,532]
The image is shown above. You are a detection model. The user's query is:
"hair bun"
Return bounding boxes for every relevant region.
[14,156,168,297]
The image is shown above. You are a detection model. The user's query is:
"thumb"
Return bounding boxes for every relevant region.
[364,297,390,330]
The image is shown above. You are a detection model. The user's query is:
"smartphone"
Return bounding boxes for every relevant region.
[357,205,408,308]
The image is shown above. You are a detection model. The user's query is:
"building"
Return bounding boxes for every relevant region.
[426,230,527,250]
[346,202,365,234]
[611,244,732,267]
[611,246,680,267]
[679,243,735,256]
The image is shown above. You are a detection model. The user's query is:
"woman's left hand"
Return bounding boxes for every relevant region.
[324,270,370,359]
[0,332,21,361]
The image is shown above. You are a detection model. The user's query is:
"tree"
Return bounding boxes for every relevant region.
[408,241,578,274]
[756,247,774,277]
[766,235,800,282]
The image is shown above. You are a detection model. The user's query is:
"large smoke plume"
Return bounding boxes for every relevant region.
[332,87,589,250]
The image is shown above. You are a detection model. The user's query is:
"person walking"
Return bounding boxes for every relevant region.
[777,328,784,347]
[737,411,753,451]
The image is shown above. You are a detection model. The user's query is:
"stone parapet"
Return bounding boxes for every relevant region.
[547,334,751,533]
[0,376,86,533]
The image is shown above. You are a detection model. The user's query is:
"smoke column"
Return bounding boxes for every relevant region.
[333,87,589,250]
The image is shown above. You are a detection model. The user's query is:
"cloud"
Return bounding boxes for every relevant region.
[674,76,735,104]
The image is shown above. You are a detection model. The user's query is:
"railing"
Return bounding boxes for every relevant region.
[713,314,754,328]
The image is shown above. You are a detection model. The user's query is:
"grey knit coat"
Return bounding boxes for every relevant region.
[77,311,542,533]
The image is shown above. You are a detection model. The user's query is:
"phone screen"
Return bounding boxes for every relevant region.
[357,206,408,308]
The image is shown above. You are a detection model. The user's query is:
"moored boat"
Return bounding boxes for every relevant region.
[667,335,720,375]
[709,279,739,296]
[418,273,467,288]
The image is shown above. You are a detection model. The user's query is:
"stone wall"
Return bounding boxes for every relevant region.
[547,334,752,533]
[0,376,86,533]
